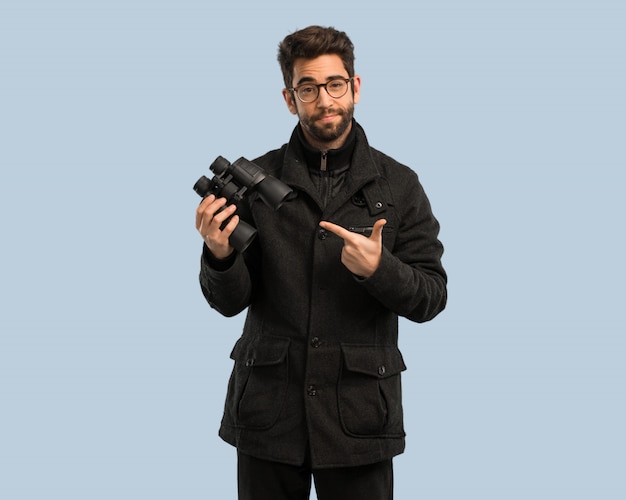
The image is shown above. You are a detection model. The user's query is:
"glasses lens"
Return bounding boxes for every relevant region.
[326,79,348,98]
[297,85,318,102]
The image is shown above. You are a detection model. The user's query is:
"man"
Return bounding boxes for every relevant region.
[196,25,447,500]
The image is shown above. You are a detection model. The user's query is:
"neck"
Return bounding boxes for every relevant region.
[300,121,353,151]
[297,122,356,171]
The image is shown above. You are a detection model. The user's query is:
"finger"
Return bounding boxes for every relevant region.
[319,221,353,241]
[369,219,387,242]
[220,214,240,238]
[211,203,237,227]
[196,195,215,228]
[196,196,228,230]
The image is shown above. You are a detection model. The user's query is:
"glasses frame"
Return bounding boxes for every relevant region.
[289,77,354,103]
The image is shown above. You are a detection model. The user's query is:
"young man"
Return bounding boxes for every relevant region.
[195,25,447,500]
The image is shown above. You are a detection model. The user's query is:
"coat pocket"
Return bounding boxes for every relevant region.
[225,334,290,430]
[338,344,407,438]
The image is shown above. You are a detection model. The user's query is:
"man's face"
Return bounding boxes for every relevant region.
[282,54,361,150]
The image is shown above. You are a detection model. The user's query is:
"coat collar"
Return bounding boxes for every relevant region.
[280,121,383,214]
[296,123,356,172]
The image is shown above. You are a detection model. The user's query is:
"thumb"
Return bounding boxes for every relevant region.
[370,219,387,242]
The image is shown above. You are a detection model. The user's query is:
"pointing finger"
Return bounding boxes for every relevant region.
[319,221,353,241]
[320,219,387,241]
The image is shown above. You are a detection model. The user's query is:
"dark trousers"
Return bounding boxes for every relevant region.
[237,451,394,500]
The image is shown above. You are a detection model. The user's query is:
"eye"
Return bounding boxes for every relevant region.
[328,80,345,90]
[299,85,316,95]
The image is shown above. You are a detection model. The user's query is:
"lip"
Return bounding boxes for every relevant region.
[318,114,338,123]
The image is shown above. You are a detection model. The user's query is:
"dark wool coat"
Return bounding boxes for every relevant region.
[199,122,447,469]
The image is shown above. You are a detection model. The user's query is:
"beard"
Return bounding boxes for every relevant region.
[298,104,354,146]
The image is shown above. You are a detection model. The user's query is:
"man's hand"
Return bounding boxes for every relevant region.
[195,194,239,260]
[319,219,387,278]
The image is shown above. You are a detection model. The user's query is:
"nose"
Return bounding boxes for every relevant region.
[316,87,334,107]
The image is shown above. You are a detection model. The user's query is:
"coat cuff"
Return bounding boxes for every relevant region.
[356,247,412,308]
[202,243,237,272]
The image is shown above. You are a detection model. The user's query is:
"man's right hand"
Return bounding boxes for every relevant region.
[195,194,239,260]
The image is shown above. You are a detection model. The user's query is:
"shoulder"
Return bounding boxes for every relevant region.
[354,122,421,188]
[369,147,424,199]
[252,145,288,176]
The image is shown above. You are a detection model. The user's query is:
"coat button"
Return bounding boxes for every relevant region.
[310,337,321,348]
[307,385,317,396]
[378,365,386,376]
[318,228,328,240]
[245,358,255,367]
[375,201,384,209]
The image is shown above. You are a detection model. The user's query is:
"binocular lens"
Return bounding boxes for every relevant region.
[257,175,294,210]
[193,176,212,198]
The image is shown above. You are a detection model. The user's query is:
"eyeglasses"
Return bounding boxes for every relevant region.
[289,77,353,103]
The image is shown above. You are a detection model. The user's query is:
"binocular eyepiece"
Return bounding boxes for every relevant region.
[194,156,293,253]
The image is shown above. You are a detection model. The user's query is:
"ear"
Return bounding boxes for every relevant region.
[352,75,362,104]
[282,88,298,115]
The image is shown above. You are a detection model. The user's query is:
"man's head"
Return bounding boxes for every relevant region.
[277,25,355,90]
[278,26,361,150]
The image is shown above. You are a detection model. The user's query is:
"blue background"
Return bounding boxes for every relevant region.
[1,0,624,498]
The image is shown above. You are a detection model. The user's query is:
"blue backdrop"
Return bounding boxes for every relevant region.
[1,1,624,498]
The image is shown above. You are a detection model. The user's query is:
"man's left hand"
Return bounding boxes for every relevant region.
[319,219,386,278]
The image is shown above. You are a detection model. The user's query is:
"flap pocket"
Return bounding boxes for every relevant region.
[225,334,291,430]
[339,344,407,437]
[341,344,407,378]
[230,335,290,367]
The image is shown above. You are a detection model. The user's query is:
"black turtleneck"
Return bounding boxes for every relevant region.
[296,122,357,209]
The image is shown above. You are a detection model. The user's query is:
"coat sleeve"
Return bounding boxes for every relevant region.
[359,168,447,323]
[197,183,265,318]
[199,245,253,317]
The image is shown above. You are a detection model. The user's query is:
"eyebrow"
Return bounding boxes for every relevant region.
[295,74,348,86]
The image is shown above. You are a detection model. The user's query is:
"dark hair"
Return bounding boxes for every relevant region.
[277,25,355,89]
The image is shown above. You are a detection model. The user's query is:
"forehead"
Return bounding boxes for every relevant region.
[291,54,348,84]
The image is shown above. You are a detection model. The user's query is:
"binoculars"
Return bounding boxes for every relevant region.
[194,156,293,253]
